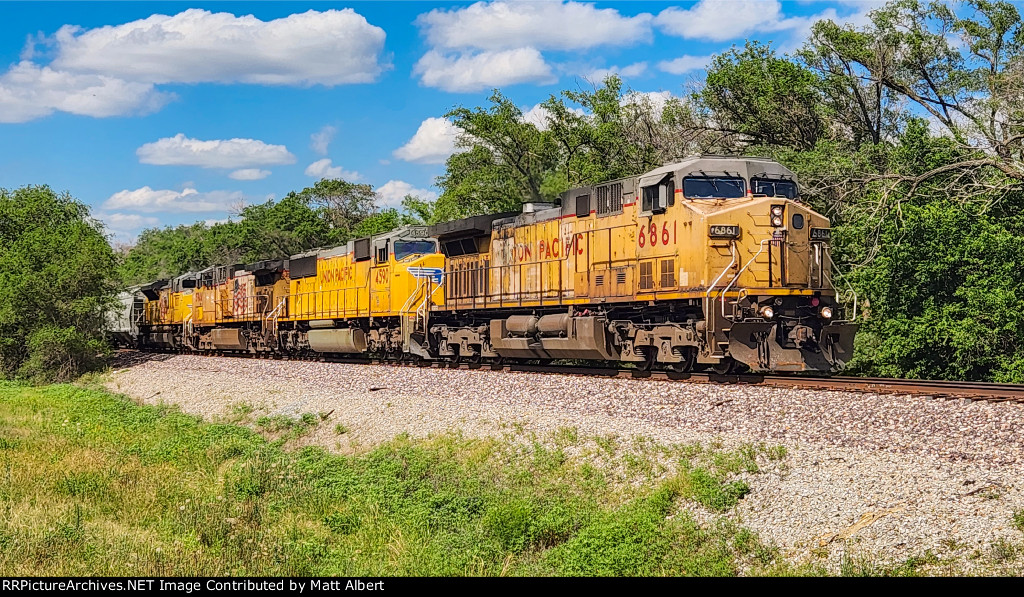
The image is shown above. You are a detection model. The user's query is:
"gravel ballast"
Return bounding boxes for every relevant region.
[105,353,1024,573]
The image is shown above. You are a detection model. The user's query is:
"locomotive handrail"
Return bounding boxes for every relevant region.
[718,238,772,319]
[823,249,858,321]
[265,298,286,328]
[705,240,737,309]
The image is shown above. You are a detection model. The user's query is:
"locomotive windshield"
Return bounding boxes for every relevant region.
[752,177,798,199]
[682,176,746,199]
[394,239,437,261]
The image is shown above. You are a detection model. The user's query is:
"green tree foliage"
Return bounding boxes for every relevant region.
[435,78,699,222]
[297,179,377,239]
[700,41,827,150]
[436,91,562,221]
[0,186,116,381]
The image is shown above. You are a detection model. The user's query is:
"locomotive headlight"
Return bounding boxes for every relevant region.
[760,305,775,319]
[771,216,783,227]
[820,306,833,319]
[771,205,784,217]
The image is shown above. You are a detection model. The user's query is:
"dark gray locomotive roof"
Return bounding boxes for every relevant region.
[485,155,798,230]
[428,212,517,240]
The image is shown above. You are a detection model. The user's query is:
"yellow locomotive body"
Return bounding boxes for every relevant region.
[434,156,856,372]
[122,156,856,373]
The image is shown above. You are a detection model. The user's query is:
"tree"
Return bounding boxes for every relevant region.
[297,179,377,239]
[807,0,1024,199]
[439,91,561,217]
[0,186,117,381]
[235,192,339,260]
[699,41,827,150]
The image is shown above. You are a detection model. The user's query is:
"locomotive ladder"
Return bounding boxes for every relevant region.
[182,313,195,350]
[265,298,287,348]
[398,277,438,359]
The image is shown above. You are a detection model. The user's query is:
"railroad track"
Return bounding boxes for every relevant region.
[113,349,1024,404]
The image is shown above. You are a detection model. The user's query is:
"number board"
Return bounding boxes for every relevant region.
[810,227,831,241]
[708,225,740,239]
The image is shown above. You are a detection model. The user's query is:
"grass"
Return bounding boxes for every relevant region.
[0,380,784,576]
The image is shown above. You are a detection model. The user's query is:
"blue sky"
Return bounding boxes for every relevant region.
[0,1,879,242]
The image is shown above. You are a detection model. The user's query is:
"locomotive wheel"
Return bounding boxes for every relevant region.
[638,346,657,372]
[712,356,738,374]
[666,347,696,373]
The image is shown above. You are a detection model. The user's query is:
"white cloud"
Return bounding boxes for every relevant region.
[414,48,556,92]
[304,158,360,180]
[519,103,584,131]
[376,180,438,209]
[97,212,163,243]
[0,61,171,123]
[520,104,554,130]
[655,0,820,42]
[417,1,652,51]
[586,62,647,81]
[658,55,713,75]
[51,9,388,86]
[100,212,161,233]
[393,117,461,164]
[310,125,337,155]
[137,134,295,169]
[228,168,271,181]
[103,186,246,213]
[204,218,230,227]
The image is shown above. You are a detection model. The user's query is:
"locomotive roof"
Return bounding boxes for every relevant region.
[638,156,797,187]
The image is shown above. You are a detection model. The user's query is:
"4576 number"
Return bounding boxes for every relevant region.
[638,221,677,248]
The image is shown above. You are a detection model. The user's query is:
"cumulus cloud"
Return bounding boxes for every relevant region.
[0,9,388,122]
[393,117,461,164]
[100,212,161,234]
[136,134,295,169]
[658,55,713,75]
[414,48,556,93]
[104,186,246,213]
[228,168,271,181]
[655,0,823,42]
[51,9,388,86]
[376,180,438,209]
[586,62,647,81]
[304,158,360,180]
[417,1,651,51]
[310,125,337,155]
[0,61,171,123]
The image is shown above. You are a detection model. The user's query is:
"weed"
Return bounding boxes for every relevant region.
[334,424,349,435]
[988,538,1019,563]
[685,468,750,511]
[1013,511,1024,534]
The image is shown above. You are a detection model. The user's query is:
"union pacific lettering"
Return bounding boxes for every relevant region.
[536,233,585,260]
[509,233,586,263]
[320,264,355,284]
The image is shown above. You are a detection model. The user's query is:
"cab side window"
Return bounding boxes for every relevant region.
[641,175,674,213]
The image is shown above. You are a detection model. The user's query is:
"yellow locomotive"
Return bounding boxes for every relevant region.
[112,156,857,373]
